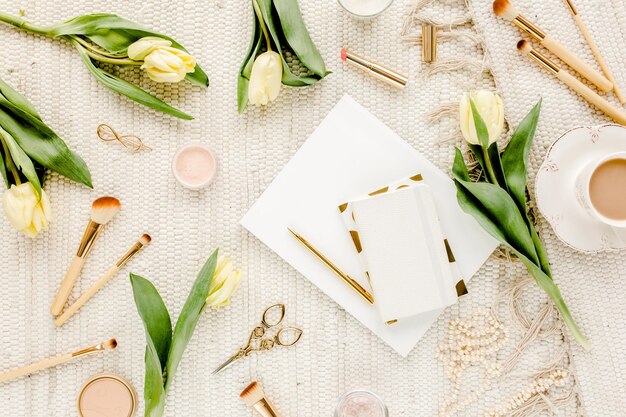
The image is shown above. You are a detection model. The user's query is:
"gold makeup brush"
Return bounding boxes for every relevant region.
[240,381,282,417]
[0,339,118,384]
[50,196,121,316]
[493,0,613,92]
[517,40,626,125]
[563,0,625,104]
[55,234,151,327]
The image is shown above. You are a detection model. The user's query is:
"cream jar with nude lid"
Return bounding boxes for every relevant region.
[172,143,218,190]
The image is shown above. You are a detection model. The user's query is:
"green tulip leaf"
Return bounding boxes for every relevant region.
[452,176,539,265]
[0,144,8,187]
[0,125,41,195]
[130,273,172,370]
[273,0,329,78]
[238,11,264,113]
[142,342,167,417]
[130,273,171,417]
[0,78,41,119]
[502,99,542,213]
[0,97,92,188]
[164,249,219,391]
[469,99,491,149]
[452,147,470,182]
[73,41,193,120]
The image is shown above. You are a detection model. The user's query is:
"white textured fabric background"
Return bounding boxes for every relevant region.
[0,0,624,416]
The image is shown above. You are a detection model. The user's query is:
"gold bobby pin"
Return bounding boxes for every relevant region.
[97,124,151,152]
[288,228,374,305]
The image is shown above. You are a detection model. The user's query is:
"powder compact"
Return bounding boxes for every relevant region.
[172,143,218,190]
[334,390,389,417]
[78,374,137,417]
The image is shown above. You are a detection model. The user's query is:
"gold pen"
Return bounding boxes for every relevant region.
[288,228,374,305]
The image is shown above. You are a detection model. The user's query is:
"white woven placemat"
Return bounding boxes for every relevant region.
[0,0,623,415]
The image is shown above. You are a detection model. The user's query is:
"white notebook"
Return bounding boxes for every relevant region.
[351,185,458,323]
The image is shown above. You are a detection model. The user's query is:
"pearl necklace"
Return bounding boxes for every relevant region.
[436,308,508,417]
[484,369,570,417]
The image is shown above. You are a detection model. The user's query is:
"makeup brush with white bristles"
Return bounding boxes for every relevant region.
[240,381,283,417]
[493,0,612,92]
[517,40,626,125]
[50,196,121,316]
[0,339,118,384]
[55,234,152,327]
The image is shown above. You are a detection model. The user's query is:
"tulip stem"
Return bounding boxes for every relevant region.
[66,37,142,66]
[0,11,50,36]
[81,47,142,66]
[251,0,272,52]
[482,146,499,185]
[0,133,21,185]
[70,35,130,60]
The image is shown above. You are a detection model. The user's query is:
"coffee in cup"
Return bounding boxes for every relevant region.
[577,152,626,243]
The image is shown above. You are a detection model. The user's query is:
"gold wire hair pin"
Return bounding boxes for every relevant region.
[97,124,151,152]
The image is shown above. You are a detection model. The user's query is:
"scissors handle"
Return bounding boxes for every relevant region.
[275,327,303,346]
[261,304,286,328]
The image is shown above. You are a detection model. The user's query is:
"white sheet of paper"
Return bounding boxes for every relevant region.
[241,96,498,356]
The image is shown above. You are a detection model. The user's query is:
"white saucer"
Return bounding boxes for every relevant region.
[535,124,626,253]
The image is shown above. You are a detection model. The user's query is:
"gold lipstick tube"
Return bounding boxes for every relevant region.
[342,49,408,89]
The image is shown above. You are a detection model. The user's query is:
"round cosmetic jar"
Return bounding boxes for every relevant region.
[334,389,389,417]
[78,374,137,417]
[172,143,218,190]
[337,0,394,18]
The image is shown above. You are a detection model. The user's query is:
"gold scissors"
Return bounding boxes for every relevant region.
[212,304,303,375]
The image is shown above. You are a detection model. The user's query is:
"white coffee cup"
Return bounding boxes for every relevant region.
[576,151,626,243]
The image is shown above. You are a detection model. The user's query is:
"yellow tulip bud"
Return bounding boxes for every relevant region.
[459,90,504,146]
[2,183,51,238]
[127,36,172,60]
[248,51,282,106]
[206,256,242,309]
[128,36,197,84]
[140,46,196,83]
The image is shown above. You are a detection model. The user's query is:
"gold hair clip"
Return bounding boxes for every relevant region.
[97,124,151,152]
